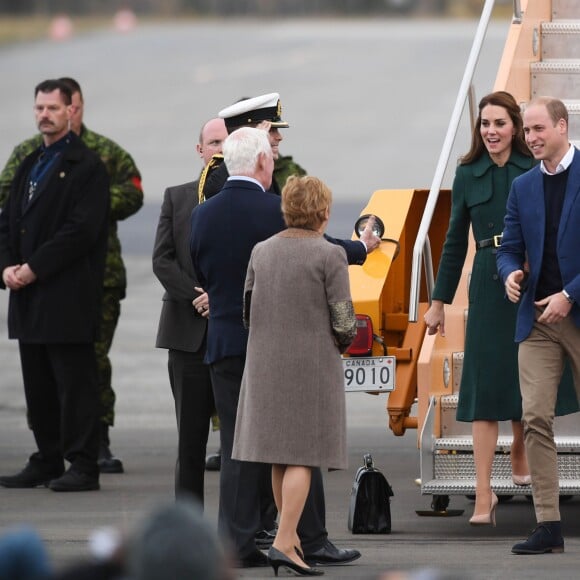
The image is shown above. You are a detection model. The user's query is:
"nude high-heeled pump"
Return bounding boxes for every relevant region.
[512,474,532,486]
[469,492,498,526]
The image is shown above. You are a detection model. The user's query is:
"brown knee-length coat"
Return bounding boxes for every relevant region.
[232,228,356,470]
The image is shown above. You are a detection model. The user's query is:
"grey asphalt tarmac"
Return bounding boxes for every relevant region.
[2,15,580,580]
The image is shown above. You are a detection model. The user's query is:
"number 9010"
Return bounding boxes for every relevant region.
[344,366,391,387]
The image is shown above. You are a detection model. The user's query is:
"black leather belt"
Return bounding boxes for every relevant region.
[476,234,502,250]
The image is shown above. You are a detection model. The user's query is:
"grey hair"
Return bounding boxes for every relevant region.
[223,126,272,176]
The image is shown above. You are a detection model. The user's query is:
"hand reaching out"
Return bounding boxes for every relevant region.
[360,215,381,254]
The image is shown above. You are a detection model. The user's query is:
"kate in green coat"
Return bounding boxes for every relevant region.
[424,91,578,525]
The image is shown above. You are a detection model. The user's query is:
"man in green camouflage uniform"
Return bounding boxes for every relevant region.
[0,78,143,474]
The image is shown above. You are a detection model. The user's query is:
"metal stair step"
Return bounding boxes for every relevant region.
[564,101,580,140]
[552,0,580,21]
[531,60,580,100]
[542,22,580,60]
[440,391,580,438]
[440,393,458,410]
[429,450,580,493]
[435,436,580,451]
[435,435,514,451]
[421,478,580,495]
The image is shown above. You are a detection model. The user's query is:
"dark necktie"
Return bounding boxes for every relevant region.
[26,150,60,204]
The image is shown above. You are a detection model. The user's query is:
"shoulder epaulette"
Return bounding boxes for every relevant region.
[198,154,224,204]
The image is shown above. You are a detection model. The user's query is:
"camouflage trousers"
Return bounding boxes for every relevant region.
[96,288,124,426]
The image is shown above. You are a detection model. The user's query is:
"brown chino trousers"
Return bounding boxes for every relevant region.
[518,308,580,523]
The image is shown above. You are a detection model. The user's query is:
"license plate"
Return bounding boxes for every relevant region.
[342,356,396,393]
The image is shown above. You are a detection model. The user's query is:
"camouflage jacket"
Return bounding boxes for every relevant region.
[273,154,307,191]
[0,125,143,292]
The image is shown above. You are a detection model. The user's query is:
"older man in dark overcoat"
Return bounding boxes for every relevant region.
[0,79,109,492]
[190,127,286,568]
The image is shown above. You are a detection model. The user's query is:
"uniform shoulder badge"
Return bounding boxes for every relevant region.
[198,154,224,204]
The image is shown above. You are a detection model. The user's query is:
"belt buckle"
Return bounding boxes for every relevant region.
[493,234,503,248]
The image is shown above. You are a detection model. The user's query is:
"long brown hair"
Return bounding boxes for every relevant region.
[460,91,531,165]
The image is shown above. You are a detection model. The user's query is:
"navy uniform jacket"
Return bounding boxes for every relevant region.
[190,179,286,364]
[0,132,109,343]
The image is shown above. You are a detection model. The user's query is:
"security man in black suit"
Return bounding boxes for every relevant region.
[0,79,109,492]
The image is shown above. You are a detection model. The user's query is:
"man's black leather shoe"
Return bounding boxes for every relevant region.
[98,445,124,474]
[235,548,269,568]
[512,522,564,554]
[255,527,276,549]
[304,539,361,566]
[99,425,124,474]
[48,469,100,492]
[0,463,63,488]
[205,451,221,471]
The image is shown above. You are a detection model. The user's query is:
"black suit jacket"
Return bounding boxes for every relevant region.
[190,179,286,365]
[0,132,109,343]
[153,180,207,352]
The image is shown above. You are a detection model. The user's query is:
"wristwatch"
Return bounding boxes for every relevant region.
[562,289,575,304]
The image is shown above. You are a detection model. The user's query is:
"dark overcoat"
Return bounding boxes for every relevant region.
[433,151,578,420]
[0,133,109,343]
[189,179,286,365]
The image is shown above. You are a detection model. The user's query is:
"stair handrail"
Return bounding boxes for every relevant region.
[513,0,522,24]
[408,0,496,322]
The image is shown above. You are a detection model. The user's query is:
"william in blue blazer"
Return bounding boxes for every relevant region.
[497,97,580,555]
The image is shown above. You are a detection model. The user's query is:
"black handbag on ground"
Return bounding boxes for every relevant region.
[347,453,394,534]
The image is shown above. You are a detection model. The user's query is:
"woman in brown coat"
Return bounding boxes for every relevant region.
[232,176,356,576]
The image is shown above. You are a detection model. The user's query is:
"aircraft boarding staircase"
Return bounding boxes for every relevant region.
[419,0,580,511]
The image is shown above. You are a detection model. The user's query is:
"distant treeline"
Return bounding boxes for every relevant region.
[0,0,452,16]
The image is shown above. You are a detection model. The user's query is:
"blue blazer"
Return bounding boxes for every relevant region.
[497,147,580,342]
[189,179,286,364]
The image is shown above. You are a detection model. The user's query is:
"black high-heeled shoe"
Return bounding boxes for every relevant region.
[268,546,324,576]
